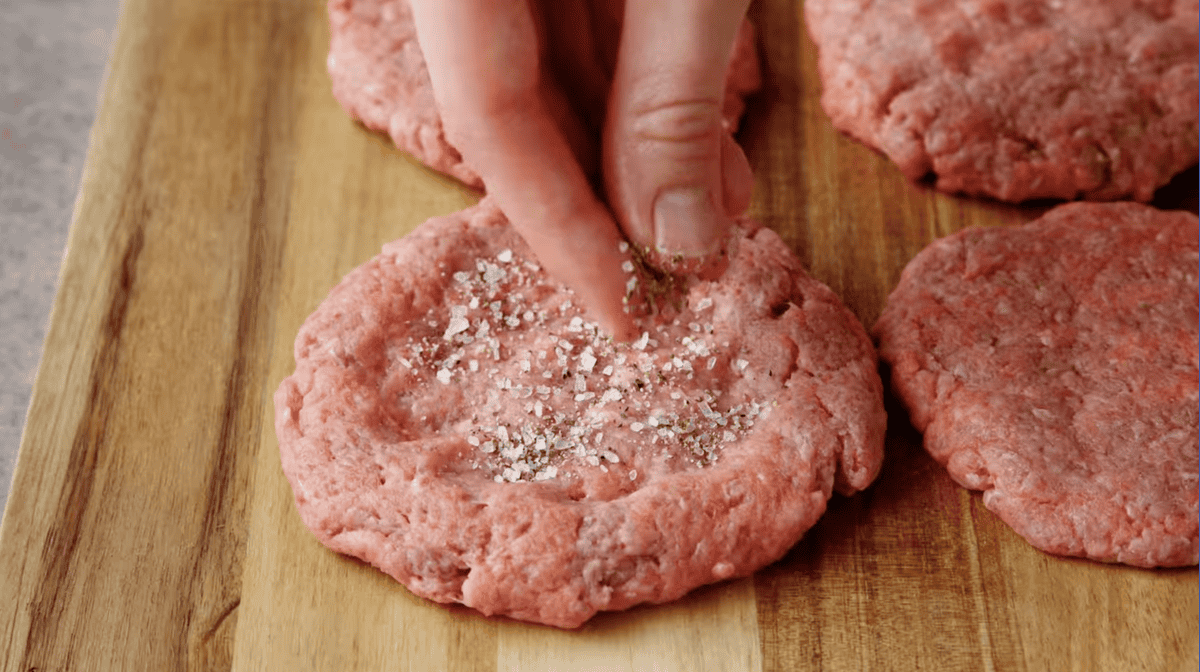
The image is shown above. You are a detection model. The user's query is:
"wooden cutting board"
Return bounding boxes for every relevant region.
[2,0,1196,670]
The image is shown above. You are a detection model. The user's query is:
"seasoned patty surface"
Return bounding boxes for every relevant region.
[805,0,1199,202]
[275,199,887,627]
[875,202,1199,567]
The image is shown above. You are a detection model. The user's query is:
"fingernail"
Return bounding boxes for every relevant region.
[652,187,724,256]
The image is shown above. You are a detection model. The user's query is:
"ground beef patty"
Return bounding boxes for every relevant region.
[875,202,1199,567]
[805,0,1199,202]
[274,199,886,627]
[326,0,762,189]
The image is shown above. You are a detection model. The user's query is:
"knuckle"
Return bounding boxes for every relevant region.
[626,98,724,157]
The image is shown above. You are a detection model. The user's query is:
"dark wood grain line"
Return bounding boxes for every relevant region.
[21,219,146,668]
[200,599,241,647]
[14,3,175,664]
[16,2,177,652]
[172,4,299,670]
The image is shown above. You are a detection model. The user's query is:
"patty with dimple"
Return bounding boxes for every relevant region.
[274,198,887,627]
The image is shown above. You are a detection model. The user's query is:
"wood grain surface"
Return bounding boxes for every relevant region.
[1,0,1196,670]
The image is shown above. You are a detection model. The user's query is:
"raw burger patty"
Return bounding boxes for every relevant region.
[875,202,1199,567]
[327,0,762,188]
[805,0,1199,202]
[274,199,886,627]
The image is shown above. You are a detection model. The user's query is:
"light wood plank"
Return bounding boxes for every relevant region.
[1,0,307,668]
[230,9,488,669]
[495,579,761,672]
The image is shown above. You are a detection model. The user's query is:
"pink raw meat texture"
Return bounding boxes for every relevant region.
[327,0,763,189]
[275,199,886,627]
[875,202,1199,567]
[805,0,1199,202]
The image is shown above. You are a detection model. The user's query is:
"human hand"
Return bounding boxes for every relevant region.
[408,0,753,339]
[603,1,754,265]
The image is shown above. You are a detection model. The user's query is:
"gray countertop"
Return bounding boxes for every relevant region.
[1,0,121,512]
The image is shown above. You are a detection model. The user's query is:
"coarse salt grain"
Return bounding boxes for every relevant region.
[633,332,650,350]
[443,312,470,341]
[483,265,505,283]
[579,350,597,373]
[436,369,452,384]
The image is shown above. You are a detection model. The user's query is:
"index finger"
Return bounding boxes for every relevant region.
[408,0,636,340]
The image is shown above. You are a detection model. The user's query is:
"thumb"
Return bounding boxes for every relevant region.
[603,0,753,260]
